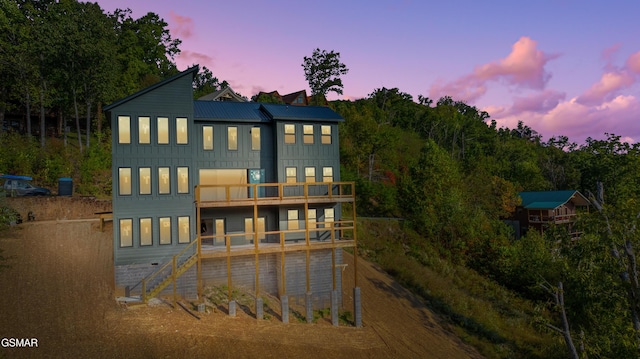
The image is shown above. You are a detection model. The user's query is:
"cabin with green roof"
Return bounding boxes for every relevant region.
[103,66,360,325]
[511,190,590,239]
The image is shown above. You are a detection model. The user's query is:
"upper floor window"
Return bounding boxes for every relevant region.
[158,167,170,194]
[118,116,131,144]
[176,117,188,144]
[287,209,299,230]
[284,124,295,144]
[157,117,169,144]
[321,125,331,144]
[286,167,297,183]
[177,167,189,194]
[305,167,316,183]
[138,117,150,144]
[139,167,151,195]
[203,126,213,150]
[322,167,333,182]
[228,126,238,150]
[303,125,314,144]
[118,168,131,196]
[251,127,261,150]
[325,208,335,223]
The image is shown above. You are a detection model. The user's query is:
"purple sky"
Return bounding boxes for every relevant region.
[96,0,640,145]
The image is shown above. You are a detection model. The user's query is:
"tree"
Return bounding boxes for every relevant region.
[302,48,348,105]
[192,66,228,99]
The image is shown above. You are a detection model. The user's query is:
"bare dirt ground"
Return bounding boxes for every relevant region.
[0,199,483,359]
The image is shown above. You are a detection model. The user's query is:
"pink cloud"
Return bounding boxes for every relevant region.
[577,70,635,105]
[429,36,557,102]
[627,51,640,74]
[475,36,559,89]
[169,11,194,39]
[490,95,640,144]
[503,90,566,116]
[176,50,214,68]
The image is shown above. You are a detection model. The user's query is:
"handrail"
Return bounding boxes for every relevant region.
[196,181,355,204]
[141,238,198,302]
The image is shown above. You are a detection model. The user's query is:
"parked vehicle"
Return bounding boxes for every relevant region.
[3,179,51,196]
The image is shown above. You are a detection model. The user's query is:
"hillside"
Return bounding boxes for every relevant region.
[0,199,482,359]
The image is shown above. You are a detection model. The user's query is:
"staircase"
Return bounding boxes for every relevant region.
[142,239,199,303]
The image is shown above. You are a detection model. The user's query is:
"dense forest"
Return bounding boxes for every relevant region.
[2,1,640,358]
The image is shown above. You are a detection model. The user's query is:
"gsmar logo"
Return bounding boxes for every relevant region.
[1,338,38,348]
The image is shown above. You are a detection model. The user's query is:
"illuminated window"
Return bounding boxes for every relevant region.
[228,126,237,150]
[119,219,132,247]
[308,209,317,229]
[257,217,265,241]
[251,127,261,150]
[203,126,213,150]
[118,168,131,196]
[159,217,171,245]
[140,218,152,246]
[284,124,295,144]
[322,167,333,182]
[118,116,130,144]
[321,125,331,144]
[177,167,189,194]
[138,116,150,144]
[325,208,334,223]
[178,216,190,243]
[305,167,316,183]
[158,167,170,194]
[245,218,253,241]
[176,117,188,144]
[287,210,299,230]
[303,125,314,144]
[285,167,297,183]
[157,117,169,144]
[139,167,151,195]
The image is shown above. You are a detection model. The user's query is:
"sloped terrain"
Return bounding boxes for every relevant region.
[0,207,482,358]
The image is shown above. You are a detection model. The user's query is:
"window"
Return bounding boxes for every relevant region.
[251,127,261,150]
[245,218,253,241]
[303,125,314,144]
[119,219,133,247]
[159,217,171,245]
[139,167,151,195]
[288,210,299,230]
[284,124,295,144]
[157,117,169,144]
[321,125,331,144]
[203,126,213,150]
[177,167,189,194]
[138,117,150,144]
[228,126,237,150]
[176,117,188,144]
[118,116,130,144]
[257,217,265,241]
[158,167,170,194]
[285,167,297,183]
[308,209,317,229]
[322,167,333,182]
[178,216,190,243]
[140,218,152,246]
[305,167,316,183]
[215,219,225,245]
[325,208,335,223]
[118,168,131,196]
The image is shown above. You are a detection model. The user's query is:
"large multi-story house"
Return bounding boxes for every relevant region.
[104,66,360,325]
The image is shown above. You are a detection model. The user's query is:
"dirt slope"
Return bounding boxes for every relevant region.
[0,219,482,359]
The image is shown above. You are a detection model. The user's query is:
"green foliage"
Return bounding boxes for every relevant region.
[302,48,349,102]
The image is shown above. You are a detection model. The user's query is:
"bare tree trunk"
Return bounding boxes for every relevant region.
[86,100,91,148]
[39,82,45,147]
[542,281,580,359]
[73,88,83,153]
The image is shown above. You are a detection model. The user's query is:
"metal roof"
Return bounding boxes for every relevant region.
[194,101,269,122]
[518,190,590,209]
[260,104,343,122]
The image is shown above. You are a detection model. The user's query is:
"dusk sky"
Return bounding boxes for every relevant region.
[95,0,640,145]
